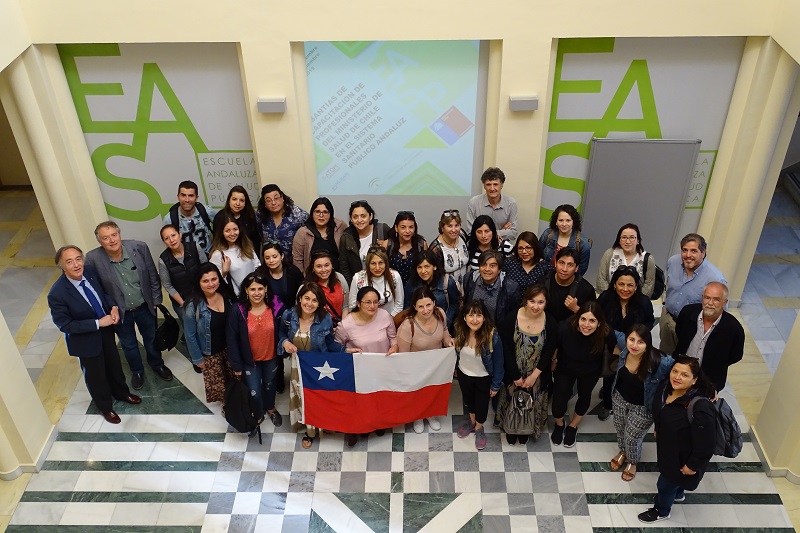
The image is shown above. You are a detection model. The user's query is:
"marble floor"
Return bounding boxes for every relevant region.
[0,188,799,532]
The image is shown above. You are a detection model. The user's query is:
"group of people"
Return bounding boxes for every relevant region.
[48,169,746,524]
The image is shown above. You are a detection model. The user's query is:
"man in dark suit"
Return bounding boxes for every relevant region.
[675,281,745,392]
[85,221,173,390]
[48,245,142,424]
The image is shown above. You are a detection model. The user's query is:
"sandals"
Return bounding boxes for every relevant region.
[610,451,626,471]
[301,432,315,449]
[622,463,637,481]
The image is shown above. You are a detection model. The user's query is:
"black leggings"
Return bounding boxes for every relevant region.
[551,368,599,419]
[457,369,492,424]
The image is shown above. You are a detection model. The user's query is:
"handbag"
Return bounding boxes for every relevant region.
[601,348,619,378]
[155,304,180,351]
[502,387,536,436]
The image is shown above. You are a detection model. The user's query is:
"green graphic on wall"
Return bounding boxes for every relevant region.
[58,43,256,223]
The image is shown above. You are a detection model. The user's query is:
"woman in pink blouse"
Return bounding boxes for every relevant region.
[335,285,398,446]
[397,285,454,433]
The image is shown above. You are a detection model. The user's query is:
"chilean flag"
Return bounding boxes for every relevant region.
[296,348,457,434]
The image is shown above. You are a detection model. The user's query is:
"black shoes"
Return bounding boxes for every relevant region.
[563,426,577,447]
[638,508,670,523]
[598,407,612,421]
[154,365,173,381]
[551,424,564,445]
[131,372,144,390]
[269,410,283,427]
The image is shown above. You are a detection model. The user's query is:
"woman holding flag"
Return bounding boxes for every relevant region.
[278,283,355,449]
[335,286,399,446]
[397,286,454,433]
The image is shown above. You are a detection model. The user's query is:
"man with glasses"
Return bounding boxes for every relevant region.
[466,167,518,241]
[674,282,744,392]
[164,180,217,253]
[660,233,726,354]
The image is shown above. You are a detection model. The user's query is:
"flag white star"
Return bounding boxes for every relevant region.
[313,361,339,381]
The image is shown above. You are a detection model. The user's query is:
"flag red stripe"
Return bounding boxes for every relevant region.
[303,383,452,434]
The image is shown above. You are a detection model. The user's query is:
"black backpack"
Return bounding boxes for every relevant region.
[687,396,743,458]
[224,378,262,444]
[169,203,213,234]
[643,252,666,300]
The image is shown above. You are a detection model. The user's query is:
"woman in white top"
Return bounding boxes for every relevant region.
[595,223,656,298]
[209,216,261,296]
[348,246,404,316]
[429,209,469,290]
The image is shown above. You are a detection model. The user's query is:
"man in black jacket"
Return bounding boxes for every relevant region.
[674,281,745,392]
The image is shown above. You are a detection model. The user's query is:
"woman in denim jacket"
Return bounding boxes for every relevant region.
[453,299,504,450]
[184,263,233,403]
[609,324,674,482]
[538,204,592,276]
[278,282,355,448]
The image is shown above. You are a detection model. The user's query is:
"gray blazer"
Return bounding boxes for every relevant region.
[85,240,162,319]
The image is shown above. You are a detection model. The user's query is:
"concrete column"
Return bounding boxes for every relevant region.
[0,309,55,480]
[699,37,800,302]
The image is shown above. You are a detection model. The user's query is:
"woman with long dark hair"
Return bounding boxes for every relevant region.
[184,263,233,402]
[257,184,308,259]
[551,301,616,447]
[497,284,557,444]
[348,246,404,316]
[385,211,427,285]
[609,324,673,482]
[596,266,655,420]
[226,272,281,428]
[212,185,260,251]
[403,250,460,331]
[453,300,503,451]
[466,215,513,271]
[338,200,391,282]
[292,197,347,273]
[596,223,656,297]
[638,356,716,523]
[503,231,551,293]
[539,204,591,275]
[209,216,260,297]
[305,250,350,324]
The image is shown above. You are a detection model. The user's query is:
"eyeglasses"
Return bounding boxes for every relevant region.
[367,245,386,255]
[442,209,460,217]
[517,246,534,252]
[313,210,330,216]
[350,200,368,208]
[264,196,282,205]
[619,236,638,241]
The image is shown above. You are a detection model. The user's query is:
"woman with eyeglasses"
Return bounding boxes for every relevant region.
[430,209,469,289]
[397,285,454,433]
[596,223,656,298]
[466,215,513,272]
[539,204,591,276]
[305,251,350,324]
[596,266,655,420]
[227,272,282,428]
[335,286,399,446]
[385,211,427,286]
[339,200,392,282]
[348,246,404,317]
[278,283,357,448]
[503,231,551,294]
[291,197,347,274]
[184,263,234,403]
[257,184,309,259]
[212,185,260,251]
[209,216,261,297]
[403,250,461,332]
[254,241,304,394]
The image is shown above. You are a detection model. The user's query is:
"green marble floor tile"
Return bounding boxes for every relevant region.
[580,461,764,473]
[391,472,403,493]
[42,460,218,471]
[308,510,337,533]
[586,493,783,505]
[334,493,390,533]
[457,511,483,533]
[392,432,404,451]
[56,432,225,442]
[84,348,211,415]
[20,491,210,503]
[403,493,460,533]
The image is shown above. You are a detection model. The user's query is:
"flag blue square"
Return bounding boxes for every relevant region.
[297,351,356,392]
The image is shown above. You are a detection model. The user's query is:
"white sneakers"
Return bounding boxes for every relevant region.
[412,417,442,433]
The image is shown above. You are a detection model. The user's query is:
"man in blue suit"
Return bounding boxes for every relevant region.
[48,245,141,424]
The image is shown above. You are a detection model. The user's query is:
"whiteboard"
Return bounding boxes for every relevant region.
[581,138,701,286]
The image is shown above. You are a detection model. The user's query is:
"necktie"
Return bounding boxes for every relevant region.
[80,280,106,319]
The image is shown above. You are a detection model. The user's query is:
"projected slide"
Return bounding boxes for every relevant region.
[305,41,479,196]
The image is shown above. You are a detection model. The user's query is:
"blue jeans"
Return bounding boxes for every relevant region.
[115,304,165,373]
[242,359,279,419]
[654,473,685,517]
